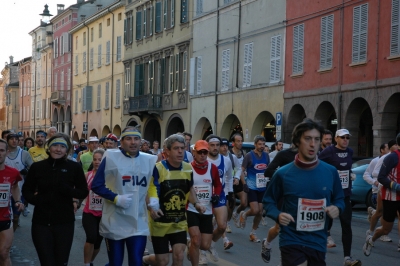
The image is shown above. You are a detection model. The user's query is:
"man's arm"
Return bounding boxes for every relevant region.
[378,153,399,189]
[318,146,332,163]
[225,158,233,193]
[210,164,223,196]
[91,158,118,202]
[232,154,242,180]
[363,158,378,186]
[262,171,283,223]
[11,182,24,212]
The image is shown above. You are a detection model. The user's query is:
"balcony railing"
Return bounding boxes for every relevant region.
[51,90,67,104]
[128,94,162,116]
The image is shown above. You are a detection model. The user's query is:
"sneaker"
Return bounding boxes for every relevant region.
[261,217,267,226]
[239,211,247,229]
[208,245,219,262]
[261,239,271,263]
[232,212,240,228]
[199,250,208,265]
[327,236,336,248]
[223,240,233,250]
[380,235,392,242]
[169,243,172,253]
[363,235,373,257]
[22,208,30,217]
[249,233,261,243]
[365,229,371,237]
[344,256,362,265]
[226,223,232,233]
[367,207,374,222]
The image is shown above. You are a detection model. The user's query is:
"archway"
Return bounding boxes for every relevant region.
[286,104,306,142]
[113,125,121,137]
[221,114,242,140]
[89,128,98,137]
[102,126,111,137]
[251,111,275,141]
[314,101,337,133]
[381,93,400,139]
[143,119,161,145]
[166,114,185,137]
[59,107,65,133]
[127,118,138,127]
[193,117,213,140]
[52,108,58,128]
[73,131,79,142]
[345,97,373,157]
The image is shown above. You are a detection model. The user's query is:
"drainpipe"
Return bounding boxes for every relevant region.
[107,6,115,134]
[374,0,380,114]
[33,32,37,134]
[337,1,344,129]
[235,1,242,89]
[83,21,90,138]
[214,0,220,134]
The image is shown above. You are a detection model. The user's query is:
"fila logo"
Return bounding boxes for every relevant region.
[122,175,147,187]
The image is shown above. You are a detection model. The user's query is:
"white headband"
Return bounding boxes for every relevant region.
[208,138,220,143]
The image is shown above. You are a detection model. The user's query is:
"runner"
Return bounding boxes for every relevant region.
[47,127,57,139]
[82,149,105,266]
[319,130,333,153]
[91,126,157,266]
[0,138,23,266]
[103,133,118,150]
[319,129,361,265]
[363,133,400,256]
[28,130,48,162]
[80,136,99,174]
[261,144,297,263]
[263,118,344,266]
[268,140,283,161]
[239,135,269,244]
[147,134,204,266]
[150,140,162,155]
[187,140,222,265]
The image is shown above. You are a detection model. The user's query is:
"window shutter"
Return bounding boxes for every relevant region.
[106,41,110,64]
[139,64,144,95]
[352,4,368,63]
[82,87,86,111]
[171,0,175,27]
[320,15,334,69]
[292,24,304,74]
[116,79,121,106]
[136,11,142,40]
[391,0,400,55]
[75,90,78,113]
[143,9,147,38]
[135,64,140,96]
[181,0,188,23]
[124,19,127,44]
[243,43,253,87]
[75,55,78,75]
[149,62,154,94]
[86,86,92,111]
[164,0,168,29]
[83,52,87,73]
[161,58,165,94]
[149,6,153,36]
[129,16,134,44]
[270,35,281,82]
[175,53,179,91]
[98,45,102,67]
[105,82,109,108]
[196,56,202,94]
[117,36,121,61]
[169,56,174,92]
[222,49,230,91]
[90,48,94,70]
[97,85,101,110]
[156,2,162,33]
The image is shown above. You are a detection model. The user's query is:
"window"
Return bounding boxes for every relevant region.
[54,38,58,58]
[27,105,29,121]
[105,82,110,109]
[106,41,110,64]
[196,56,202,94]
[97,84,101,110]
[60,35,64,55]
[54,73,57,91]
[61,70,64,90]
[42,99,46,119]
[36,99,40,119]
[90,48,94,70]
[136,10,142,40]
[99,23,102,38]
[83,52,87,73]
[352,4,368,63]
[181,0,188,23]
[320,15,334,69]
[75,55,79,75]
[292,24,304,74]
[196,0,203,16]
[163,0,175,29]
[391,0,399,56]
[98,45,102,67]
[31,99,34,119]
[125,67,131,98]
[20,107,22,122]
[169,55,174,92]
[148,62,154,93]
[75,90,78,113]
[91,28,94,42]
[83,32,86,46]
[67,68,71,90]
[107,18,110,26]
[270,35,281,83]
[221,49,230,91]
[118,13,122,21]
[243,42,253,87]
[134,64,144,96]
[175,54,179,91]
[182,51,187,90]
[76,36,78,50]
[155,1,162,33]
[117,36,122,61]
[116,79,121,107]
[124,13,134,44]
[82,88,85,112]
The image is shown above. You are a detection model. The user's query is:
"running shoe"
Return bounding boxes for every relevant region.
[208,245,219,262]
[261,217,267,226]
[344,256,362,266]
[380,235,392,242]
[22,208,30,217]
[223,239,233,250]
[249,233,261,243]
[261,239,271,263]
[239,211,247,229]
[363,235,373,256]
[226,223,232,233]
[365,229,371,237]
[232,212,240,228]
[199,250,208,265]
[367,207,374,222]
[327,236,336,248]
[169,243,172,253]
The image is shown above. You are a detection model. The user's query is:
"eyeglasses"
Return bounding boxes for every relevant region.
[339,136,350,140]
[197,150,208,155]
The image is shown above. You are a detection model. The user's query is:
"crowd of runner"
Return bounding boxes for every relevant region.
[0,120,399,266]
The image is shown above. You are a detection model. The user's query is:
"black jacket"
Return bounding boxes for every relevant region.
[22,157,88,226]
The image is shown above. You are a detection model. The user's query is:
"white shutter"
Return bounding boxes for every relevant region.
[105,82,110,109]
[320,15,334,69]
[221,49,230,91]
[90,48,94,70]
[189,57,195,95]
[117,36,121,61]
[391,0,400,55]
[270,35,281,83]
[293,24,304,74]
[196,56,202,94]
[98,45,102,67]
[243,43,253,87]
[75,55,79,75]
[83,52,86,73]
[97,85,101,110]
[116,79,121,106]
[352,4,368,63]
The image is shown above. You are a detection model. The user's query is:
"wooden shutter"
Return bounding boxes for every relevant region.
[222,49,230,91]
[181,0,188,23]
[136,11,142,40]
[156,2,162,33]
[270,35,281,82]
[352,4,368,63]
[196,56,202,94]
[320,15,334,69]
[391,0,400,55]
[292,24,304,74]
[124,18,127,44]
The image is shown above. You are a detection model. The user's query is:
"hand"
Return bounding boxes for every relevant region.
[350,173,356,181]
[243,183,249,193]
[211,195,220,205]
[374,181,379,187]
[325,205,339,219]
[195,203,206,214]
[15,202,24,212]
[73,202,78,213]
[150,208,164,220]
[115,194,133,209]
[233,179,239,186]
[278,212,294,226]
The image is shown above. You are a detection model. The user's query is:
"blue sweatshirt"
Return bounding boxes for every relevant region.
[263,160,344,253]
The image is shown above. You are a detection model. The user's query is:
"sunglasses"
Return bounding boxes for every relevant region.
[197,150,208,155]
[339,136,350,140]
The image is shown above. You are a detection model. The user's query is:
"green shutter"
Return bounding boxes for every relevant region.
[156,2,162,32]
[181,0,188,23]
[139,64,144,95]
[124,19,127,44]
[135,64,140,96]
[161,58,165,94]
[136,11,142,40]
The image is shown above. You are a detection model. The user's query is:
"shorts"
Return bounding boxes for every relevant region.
[151,231,187,254]
[280,245,326,266]
[382,200,400,223]
[247,189,265,203]
[187,211,213,234]
[233,179,243,193]
[82,212,103,249]
[214,190,226,208]
[0,220,12,233]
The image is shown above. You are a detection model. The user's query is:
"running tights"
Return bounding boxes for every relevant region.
[105,235,146,266]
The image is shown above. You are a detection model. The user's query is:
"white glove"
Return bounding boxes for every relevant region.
[115,194,133,209]
[351,173,356,181]
[148,197,160,211]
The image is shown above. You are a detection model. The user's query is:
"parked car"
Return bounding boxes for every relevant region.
[350,158,374,208]
[229,142,291,153]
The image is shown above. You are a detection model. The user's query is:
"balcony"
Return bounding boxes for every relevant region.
[51,90,67,104]
[128,94,163,118]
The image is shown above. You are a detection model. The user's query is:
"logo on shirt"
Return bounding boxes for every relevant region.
[254,163,267,170]
[337,153,348,158]
[2,177,10,184]
[122,175,147,187]
[218,169,224,177]
[203,179,211,183]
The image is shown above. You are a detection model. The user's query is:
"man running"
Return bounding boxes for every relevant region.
[80,137,99,174]
[148,134,204,266]
[103,133,118,150]
[0,138,24,266]
[263,119,344,266]
[91,127,158,266]
[28,130,48,162]
[364,133,400,256]
[319,130,333,153]
[319,129,361,265]
[238,135,269,243]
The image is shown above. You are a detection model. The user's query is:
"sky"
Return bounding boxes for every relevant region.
[1,0,77,66]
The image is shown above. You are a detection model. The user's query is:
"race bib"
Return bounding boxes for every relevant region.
[89,191,103,211]
[338,170,349,189]
[256,173,268,188]
[0,184,10,208]
[296,198,326,232]
[194,185,211,206]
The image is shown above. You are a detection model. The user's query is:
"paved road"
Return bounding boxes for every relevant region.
[10,205,400,266]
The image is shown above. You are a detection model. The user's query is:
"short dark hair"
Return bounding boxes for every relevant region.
[231,133,243,142]
[24,137,34,147]
[291,118,325,148]
[275,139,283,145]
[1,130,11,139]
[79,138,86,144]
[379,143,387,153]
[323,129,333,138]
[182,132,192,139]
[205,134,221,143]
[254,135,266,144]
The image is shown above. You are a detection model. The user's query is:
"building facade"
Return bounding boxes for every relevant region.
[18,57,32,137]
[284,0,400,156]
[1,56,20,132]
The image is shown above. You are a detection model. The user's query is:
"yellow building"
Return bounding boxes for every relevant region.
[70,1,126,139]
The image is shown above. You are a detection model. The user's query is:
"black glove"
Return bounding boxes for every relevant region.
[228,192,235,209]
[211,194,220,205]
[19,169,28,176]
[243,183,249,193]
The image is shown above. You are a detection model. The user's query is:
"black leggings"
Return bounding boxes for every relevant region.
[31,222,74,266]
[82,212,103,249]
[328,196,352,257]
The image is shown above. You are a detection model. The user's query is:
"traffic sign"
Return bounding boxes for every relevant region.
[276,112,282,126]
[83,122,88,134]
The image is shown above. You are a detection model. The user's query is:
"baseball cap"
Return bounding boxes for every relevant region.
[105,133,118,142]
[193,140,209,151]
[221,138,229,146]
[7,133,19,141]
[88,136,99,142]
[335,129,351,137]
[388,139,397,149]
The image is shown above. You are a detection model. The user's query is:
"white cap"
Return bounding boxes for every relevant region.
[88,136,99,142]
[335,129,351,137]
